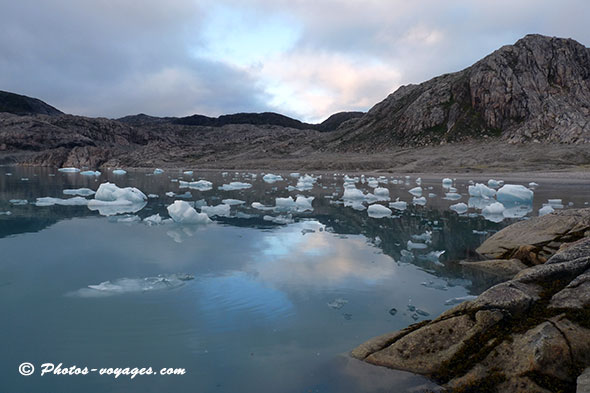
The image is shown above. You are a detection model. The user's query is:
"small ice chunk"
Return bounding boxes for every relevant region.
[263,173,283,183]
[116,215,141,223]
[450,202,468,214]
[112,169,127,175]
[389,200,408,211]
[58,167,80,173]
[0,211,12,216]
[93,184,146,204]
[148,194,159,199]
[327,298,348,310]
[343,188,365,200]
[290,172,300,178]
[35,196,89,206]
[296,174,316,190]
[179,180,213,191]
[63,188,95,197]
[547,199,563,208]
[487,179,501,188]
[251,202,274,211]
[263,214,294,225]
[295,196,314,211]
[539,205,554,216]
[443,192,462,200]
[418,250,445,266]
[528,182,539,187]
[222,199,245,205]
[407,240,428,250]
[497,184,533,204]
[408,187,422,197]
[143,214,163,225]
[442,178,453,186]
[219,182,252,191]
[167,200,212,224]
[413,196,426,206]
[468,183,496,198]
[374,187,390,199]
[400,249,414,263]
[183,170,194,175]
[482,202,505,215]
[153,168,164,175]
[444,295,477,305]
[80,170,101,176]
[201,204,231,218]
[367,204,392,218]
[412,231,432,243]
[9,199,28,205]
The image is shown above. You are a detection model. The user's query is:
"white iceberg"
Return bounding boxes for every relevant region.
[58,167,80,173]
[367,204,392,218]
[183,170,193,175]
[343,187,365,200]
[87,182,147,216]
[153,168,164,175]
[468,183,496,199]
[407,240,428,250]
[409,186,422,197]
[450,202,468,214]
[251,202,274,211]
[263,173,283,183]
[179,180,213,191]
[442,178,453,186]
[143,214,163,225]
[374,187,390,200]
[539,205,555,216]
[496,184,533,204]
[389,200,408,211]
[63,188,95,197]
[413,196,427,206]
[201,204,231,218]
[219,182,252,191]
[167,200,212,224]
[35,196,90,206]
[9,199,28,205]
[487,179,501,188]
[112,169,127,175]
[80,170,101,176]
[443,192,462,200]
[222,199,245,205]
[482,202,505,215]
[295,174,316,191]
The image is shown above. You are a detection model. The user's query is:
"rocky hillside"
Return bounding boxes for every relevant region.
[0,90,63,116]
[332,34,590,150]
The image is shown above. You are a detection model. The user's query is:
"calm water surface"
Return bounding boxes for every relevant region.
[1,167,589,393]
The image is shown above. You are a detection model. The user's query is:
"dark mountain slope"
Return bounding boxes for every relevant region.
[0,90,63,116]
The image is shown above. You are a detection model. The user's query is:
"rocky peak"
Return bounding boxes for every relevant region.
[333,34,590,150]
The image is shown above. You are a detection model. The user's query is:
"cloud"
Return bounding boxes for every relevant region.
[1,0,589,121]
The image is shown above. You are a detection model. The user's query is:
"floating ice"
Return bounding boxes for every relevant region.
[539,205,554,216]
[295,174,316,191]
[179,180,213,191]
[263,173,283,183]
[413,196,427,206]
[482,202,505,215]
[58,167,80,173]
[70,273,194,297]
[295,196,314,211]
[219,182,252,191]
[409,187,422,197]
[9,199,28,205]
[367,204,392,218]
[412,231,432,243]
[444,295,477,305]
[0,211,11,216]
[407,240,428,250]
[443,192,462,200]
[389,200,408,211]
[468,183,496,198]
[367,178,379,188]
[450,202,468,214]
[487,179,501,188]
[148,194,159,199]
[35,196,89,206]
[167,200,212,224]
[251,202,274,211]
[496,184,533,204]
[112,169,127,175]
[400,249,415,263]
[92,183,146,204]
[222,199,245,205]
[327,298,348,310]
[442,178,453,186]
[183,170,193,175]
[528,182,539,187]
[468,197,495,210]
[263,215,294,225]
[290,172,300,178]
[143,214,163,225]
[374,187,390,200]
[63,188,95,197]
[503,205,532,218]
[153,168,164,175]
[547,199,564,209]
[343,187,365,200]
[417,250,445,266]
[80,170,101,176]
[201,204,231,218]
[116,215,141,223]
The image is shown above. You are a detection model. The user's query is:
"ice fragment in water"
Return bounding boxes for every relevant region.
[408,187,422,197]
[327,298,348,309]
[413,196,426,206]
[112,169,127,175]
[9,199,28,205]
[35,197,89,206]
[450,202,468,214]
[143,214,163,225]
[183,170,193,175]
[263,173,283,183]
[411,231,432,243]
[442,178,453,186]
[367,204,392,218]
[443,192,462,200]
[222,199,245,205]
[417,250,445,266]
[496,184,533,204]
[179,180,213,191]
[487,179,501,188]
[167,200,211,224]
[539,205,554,216]
[63,188,95,197]
[468,183,496,198]
[389,199,407,211]
[219,182,252,191]
[80,170,101,176]
[153,168,164,174]
[58,167,80,173]
[482,202,505,215]
[407,240,428,250]
[200,204,231,218]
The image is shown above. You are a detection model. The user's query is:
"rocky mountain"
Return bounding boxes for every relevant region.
[0,90,63,116]
[332,34,590,150]
[1,34,589,169]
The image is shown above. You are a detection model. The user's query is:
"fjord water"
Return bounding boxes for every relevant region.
[1,167,589,393]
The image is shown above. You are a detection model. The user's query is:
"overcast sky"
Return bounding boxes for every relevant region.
[1,0,589,122]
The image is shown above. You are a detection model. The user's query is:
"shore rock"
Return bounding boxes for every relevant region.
[352,211,590,392]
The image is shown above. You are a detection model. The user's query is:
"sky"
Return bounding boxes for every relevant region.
[1,0,589,123]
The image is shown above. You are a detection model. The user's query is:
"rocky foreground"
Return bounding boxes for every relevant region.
[352,208,590,392]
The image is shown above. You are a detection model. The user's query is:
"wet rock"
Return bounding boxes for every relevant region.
[578,367,590,393]
[476,208,590,260]
[460,258,528,279]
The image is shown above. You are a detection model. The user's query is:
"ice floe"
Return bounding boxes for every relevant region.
[58,167,80,173]
[412,196,427,206]
[9,199,28,205]
[80,170,101,176]
[179,180,213,191]
[496,184,533,204]
[35,196,89,206]
[112,169,127,175]
[408,187,422,197]
[167,200,211,224]
[143,214,163,225]
[87,182,147,216]
[222,199,245,205]
[539,205,554,216]
[70,273,194,297]
[219,182,252,191]
[407,240,428,250]
[63,188,95,197]
[450,202,468,214]
[367,204,392,218]
[468,183,496,199]
[482,202,505,215]
[263,173,283,183]
[389,200,408,211]
[201,204,231,218]
[153,168,164,175]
